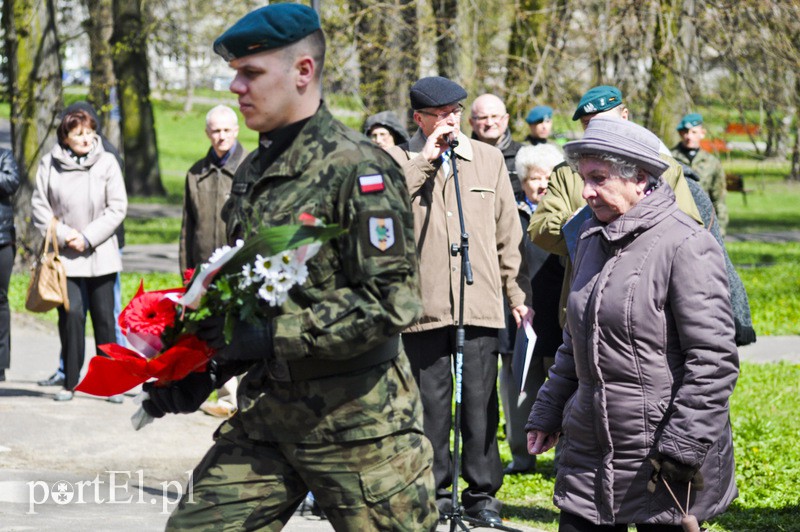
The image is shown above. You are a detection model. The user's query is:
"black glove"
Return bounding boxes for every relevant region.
[141,369,216,418]
[209,319,274,363]
[196,315,227,350]
[648,453,705,492]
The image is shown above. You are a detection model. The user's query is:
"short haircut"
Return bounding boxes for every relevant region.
[515,144,564,183]
[206,105,238,127]
[283,29,326,81]
[57,109,97,145]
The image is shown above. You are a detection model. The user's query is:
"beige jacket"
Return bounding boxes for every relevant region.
[31,138,127,277]
[388,130,530,332]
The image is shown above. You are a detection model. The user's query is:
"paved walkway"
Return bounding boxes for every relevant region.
[0,310,548,531]
[3,120,798,531]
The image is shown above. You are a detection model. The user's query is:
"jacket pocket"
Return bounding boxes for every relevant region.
[468,186,496,199]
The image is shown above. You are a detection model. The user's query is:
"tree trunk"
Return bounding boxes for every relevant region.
[350,1,388,113]
[111,0,164,197]
[505,0,549,121]
[791,77,800,181]
[183,0,195,113]
[642,0,682,143]
[386,0,418,125]
[433,0,459,81]
[84,0,120,150]
[3,0,63,265]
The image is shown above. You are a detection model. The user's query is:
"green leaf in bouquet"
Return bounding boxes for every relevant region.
[219,224,345,276]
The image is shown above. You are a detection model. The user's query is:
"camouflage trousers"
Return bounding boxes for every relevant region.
[166,422,439,531]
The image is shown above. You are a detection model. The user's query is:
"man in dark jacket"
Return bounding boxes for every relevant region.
[179,104,248,272]
[524,105,554,145]
[469,93,524,197]
[179,104,248,418]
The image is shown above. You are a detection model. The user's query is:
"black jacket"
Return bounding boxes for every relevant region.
[0,149,20,246]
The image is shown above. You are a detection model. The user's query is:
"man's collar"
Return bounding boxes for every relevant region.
[256,103,332,177]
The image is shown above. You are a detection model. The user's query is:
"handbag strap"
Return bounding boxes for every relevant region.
[43,218,60,259]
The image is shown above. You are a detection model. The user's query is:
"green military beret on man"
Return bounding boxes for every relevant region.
[213,3,320,61]
[677,113,704,131]
[525,105,553,124]
[572,85,623,120]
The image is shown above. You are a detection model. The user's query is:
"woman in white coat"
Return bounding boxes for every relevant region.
[31,109,127,401]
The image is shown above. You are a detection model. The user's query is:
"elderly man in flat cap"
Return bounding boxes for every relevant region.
[387,76,531,526]
[671,112,728,235]
[528,84,703,329]
[142,4,438,530]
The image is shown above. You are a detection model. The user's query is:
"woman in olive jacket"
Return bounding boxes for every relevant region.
[526,117,738,531]
[31,109,127,401]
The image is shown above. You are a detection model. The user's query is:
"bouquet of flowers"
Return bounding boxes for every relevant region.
[75,214,343,427]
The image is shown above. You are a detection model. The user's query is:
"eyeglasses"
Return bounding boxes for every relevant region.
[471,113,507,123]
[417,104,464,121]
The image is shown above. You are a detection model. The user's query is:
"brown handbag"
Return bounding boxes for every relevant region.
[25,218,70,312]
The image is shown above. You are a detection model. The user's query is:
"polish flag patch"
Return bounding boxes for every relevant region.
[358,174,385,194]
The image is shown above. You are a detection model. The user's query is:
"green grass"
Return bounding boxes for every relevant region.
[123,217,182,245]
[725,177,800,234]
[494,362,800,531]
[11,272,182,328]
[727,242,800,336]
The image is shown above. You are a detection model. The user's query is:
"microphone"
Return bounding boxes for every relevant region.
[447,134,459,148]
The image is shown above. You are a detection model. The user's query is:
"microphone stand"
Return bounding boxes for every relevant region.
[443,137,521,532]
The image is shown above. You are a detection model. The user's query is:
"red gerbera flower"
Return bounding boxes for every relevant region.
[118,281,183,338]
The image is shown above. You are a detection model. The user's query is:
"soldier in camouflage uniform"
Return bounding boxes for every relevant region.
[141,5,438,530]
[671,112,728,235]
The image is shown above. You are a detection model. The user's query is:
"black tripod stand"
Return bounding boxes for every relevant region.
[441,138,521,532]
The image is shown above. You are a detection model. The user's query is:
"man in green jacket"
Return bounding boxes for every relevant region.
[528,85,704,325]
[671,112,728,235]
[142,5,438,530]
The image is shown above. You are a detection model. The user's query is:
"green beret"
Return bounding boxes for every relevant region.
[525,105,553,124]
[677,113,703,131]
[572,85,623,120]
[213,4,320,62]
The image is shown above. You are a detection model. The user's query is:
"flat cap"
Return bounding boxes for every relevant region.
[564,117,669,178]
[572,85,623,121]
[213,4,320,62]
[677,113,703,131]
[525,105,553,124]
[410,77,467,110]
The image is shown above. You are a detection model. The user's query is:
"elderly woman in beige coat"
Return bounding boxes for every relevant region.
[31,109,127,402]
[526,117,738,531]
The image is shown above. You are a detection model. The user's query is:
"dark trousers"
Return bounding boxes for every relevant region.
[57,274,117,390]
[0,243,13,371]
[559,511,682,532]
[402,326,502,514]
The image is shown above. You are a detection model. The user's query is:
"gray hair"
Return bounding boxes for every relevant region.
[565,151,659,190]
[515,144,564,184]
[205,105,238,126]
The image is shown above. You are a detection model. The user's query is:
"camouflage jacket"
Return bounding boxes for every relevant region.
[670,144,728,233]
[221,104,424,443]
